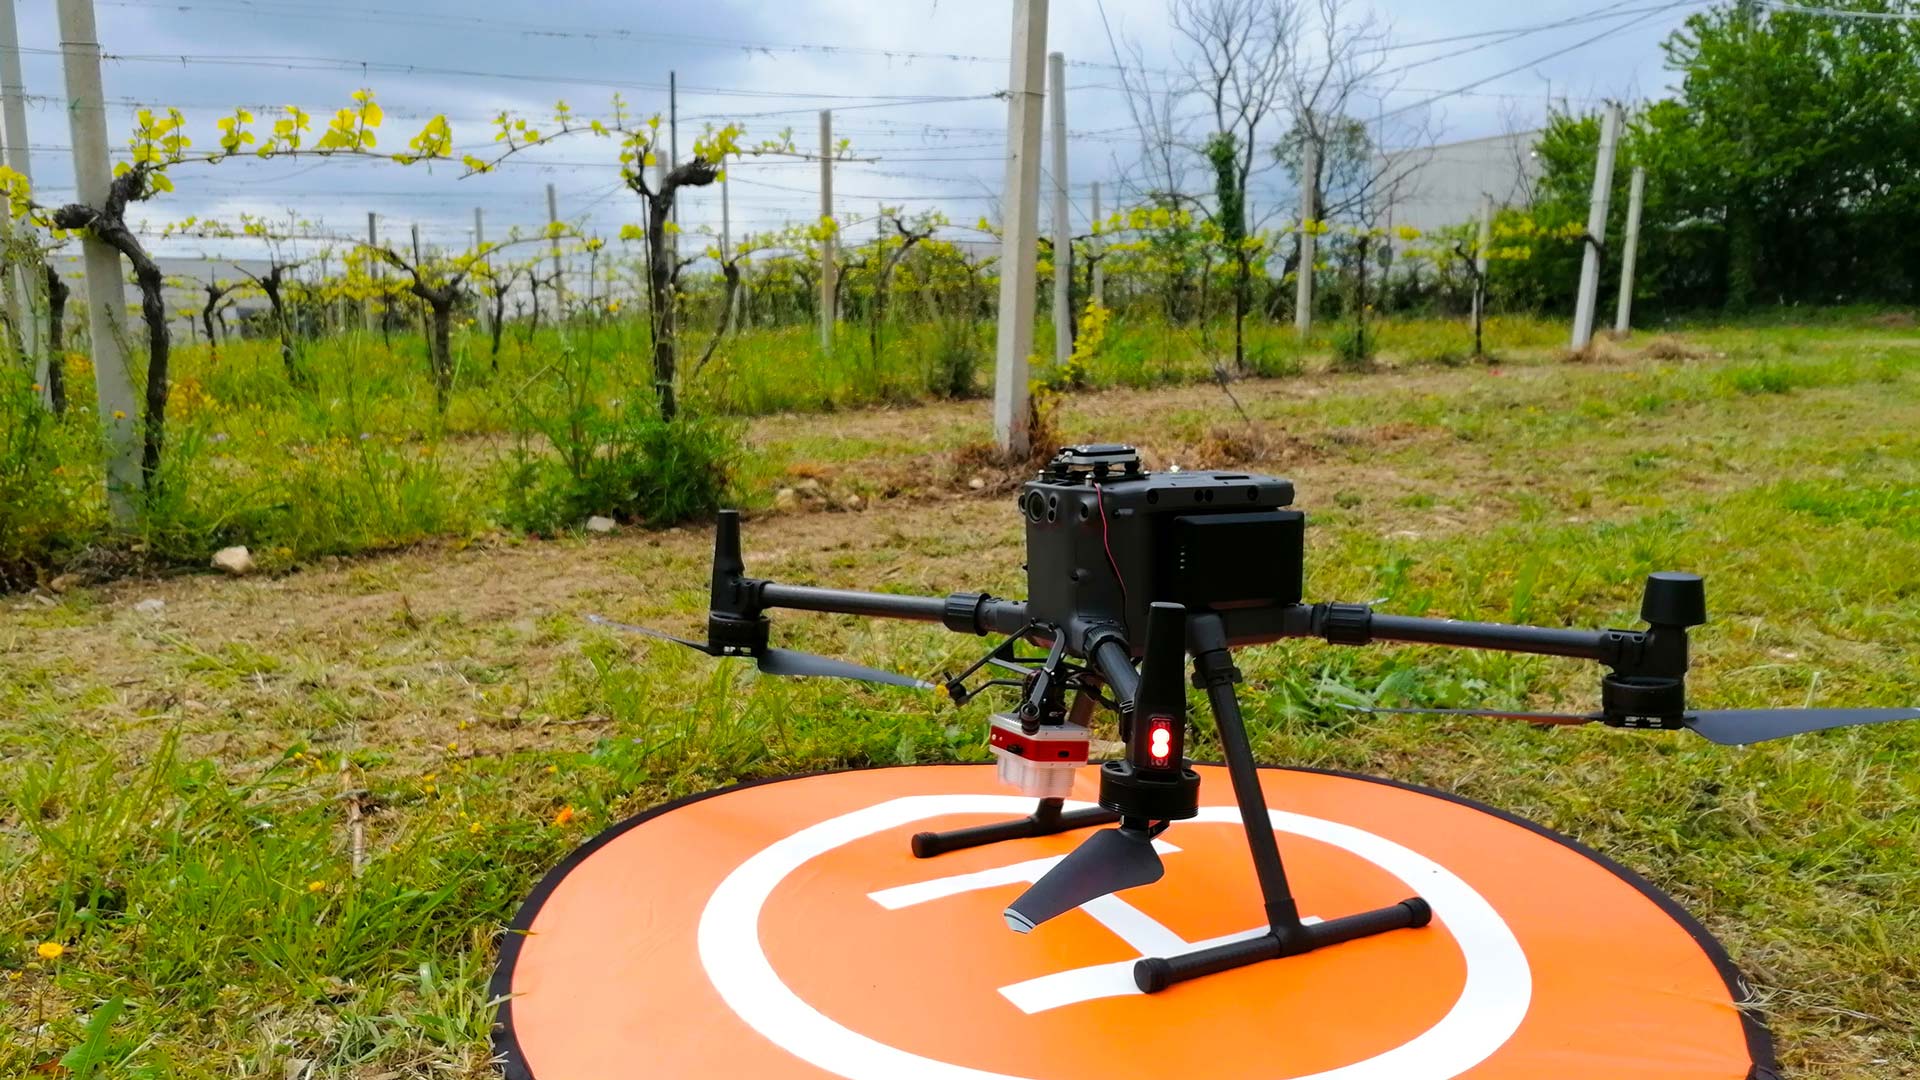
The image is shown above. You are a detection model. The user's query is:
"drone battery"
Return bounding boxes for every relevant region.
[987,713,1091,798]
[1165,510,1305,609]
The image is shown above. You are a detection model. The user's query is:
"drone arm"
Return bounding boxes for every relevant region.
[1338,609,1615,663]
[1086,630,1142,715]
[754,582,1030,636]
[1213,602,1618,662]
[1303,575,1703,683]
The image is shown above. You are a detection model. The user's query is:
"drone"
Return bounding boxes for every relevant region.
[596,443,1919,993]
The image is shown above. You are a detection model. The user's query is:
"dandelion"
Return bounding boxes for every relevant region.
[30,382,42,393]
[551,806,575,827]
[544,764,558,775]
[35,942,64,961]
[468,821,483,834]
[112,410,127,420]
[446,741,458,752]
[307,880,327,893]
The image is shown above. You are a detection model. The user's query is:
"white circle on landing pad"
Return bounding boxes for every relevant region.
[493,765,1770,1080]
[696,795,1531,1080]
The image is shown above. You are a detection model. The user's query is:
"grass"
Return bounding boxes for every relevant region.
[2,309,1918,1076]
[0,308,1573,584]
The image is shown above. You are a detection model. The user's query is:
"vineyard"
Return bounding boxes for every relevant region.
[0,86,1593,590]
[3,0,1920,1077]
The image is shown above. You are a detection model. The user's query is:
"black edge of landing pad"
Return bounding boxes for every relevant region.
[487,763,1780,1080]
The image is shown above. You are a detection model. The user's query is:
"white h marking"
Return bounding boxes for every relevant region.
[867,841,1320,1013]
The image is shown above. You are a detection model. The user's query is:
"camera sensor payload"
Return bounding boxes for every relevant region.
[595,444,1920,991]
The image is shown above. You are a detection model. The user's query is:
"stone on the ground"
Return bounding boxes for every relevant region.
[968,476,987,490]
[211,546,254,575]
[585,516,617,535]
[774,487,801,511]
[134,598,167,614]
[48,573,82,593]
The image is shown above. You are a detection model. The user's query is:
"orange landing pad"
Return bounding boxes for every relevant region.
[492,765,1776,1080]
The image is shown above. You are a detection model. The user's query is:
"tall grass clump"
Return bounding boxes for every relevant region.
[0,366,101,588]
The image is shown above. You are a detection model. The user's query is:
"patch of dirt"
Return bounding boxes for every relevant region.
[1636,335,1711,361]
[1556,339,1630,365]
[1866,311,1916,329]
[1187,424,1315,468]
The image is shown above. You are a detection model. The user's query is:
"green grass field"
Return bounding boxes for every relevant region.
[2,311,1918,1077]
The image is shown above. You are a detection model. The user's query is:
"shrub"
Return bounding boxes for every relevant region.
[0,371,98,588]
[924,318,984,399]
[1329,324,1375,371]
[1245,342,1306,379]
[504,410,740,534]
[138,422,483,569]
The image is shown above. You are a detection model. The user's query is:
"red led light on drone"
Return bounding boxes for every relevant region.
[1147,717,1175,767]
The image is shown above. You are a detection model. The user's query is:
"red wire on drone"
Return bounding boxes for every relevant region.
[1094,483,1130,614]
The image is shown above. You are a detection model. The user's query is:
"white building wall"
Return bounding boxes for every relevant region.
[1373,130,1543,237]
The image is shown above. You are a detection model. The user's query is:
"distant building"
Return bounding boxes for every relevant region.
[1373,130,1542,237]
[51,251,275,339]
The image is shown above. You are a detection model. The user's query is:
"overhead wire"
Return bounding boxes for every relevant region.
[1376,1,1695,122]
[17,44,1001,107]
[96,0,1181,78]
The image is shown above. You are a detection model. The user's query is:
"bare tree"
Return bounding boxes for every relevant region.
[1171,0,1302,370]
[200,277,242,356]
[44,266,69,415]
[235,256,310,386]
[855,209,943,365]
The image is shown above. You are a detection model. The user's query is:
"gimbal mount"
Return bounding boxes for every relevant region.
[604,447,1919,992]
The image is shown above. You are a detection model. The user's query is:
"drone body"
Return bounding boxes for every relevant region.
[602,444,1919,992]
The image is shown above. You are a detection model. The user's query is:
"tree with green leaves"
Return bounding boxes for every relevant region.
[1528,2,1920,313]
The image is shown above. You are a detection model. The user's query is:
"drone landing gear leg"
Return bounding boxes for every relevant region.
[1133,614,1432,994]
[911,798,1121,858]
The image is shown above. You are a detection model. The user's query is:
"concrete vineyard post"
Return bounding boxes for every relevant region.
[1571,102,1621,349]
[993,0,1048,458]
[56,0,141,521]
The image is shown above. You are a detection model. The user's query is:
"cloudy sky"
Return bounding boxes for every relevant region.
[4,0,1700,268]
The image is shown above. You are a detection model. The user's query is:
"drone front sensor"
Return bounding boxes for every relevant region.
[590,443,1920,994]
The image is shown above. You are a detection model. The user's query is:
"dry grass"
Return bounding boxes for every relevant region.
[1637,334,1712,361]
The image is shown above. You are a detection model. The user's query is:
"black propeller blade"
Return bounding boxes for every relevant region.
[757,646,935,689]
[1004,826,1164,934]
[1349,704,1920,745]
[587,614,932,691]
[585,614,713,654]
[1683,707,1920,746]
